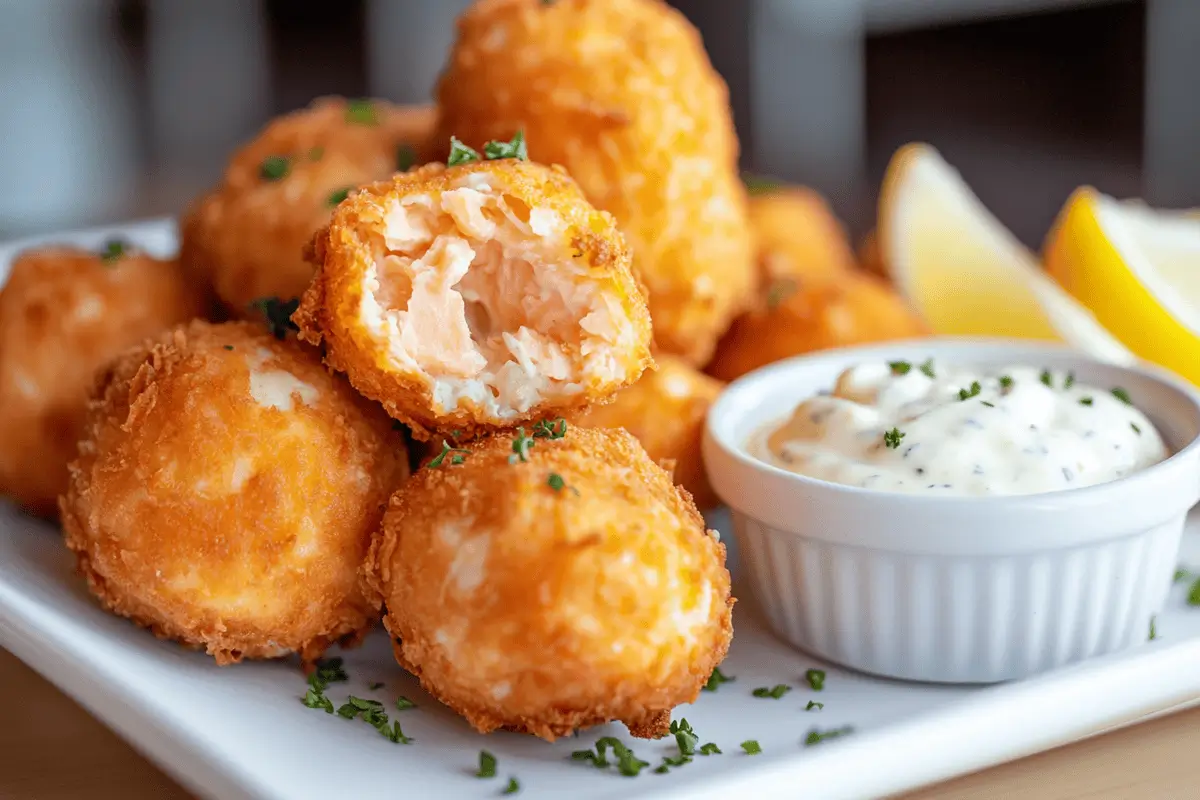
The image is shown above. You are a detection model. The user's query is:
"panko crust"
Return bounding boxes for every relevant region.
[295,158,654,441]
[181,98,437,317]
[60,320,409,665]
[570,355,723,508]
[363,426,733,741]
[436,0,755,366]
[749,187,856,284]
[0,246,206,517]
[707,271,929,382]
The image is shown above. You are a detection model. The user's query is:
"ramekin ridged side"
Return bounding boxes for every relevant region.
[733,512,1185,683]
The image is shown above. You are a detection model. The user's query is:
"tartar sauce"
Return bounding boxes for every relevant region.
[760,360,1169,496]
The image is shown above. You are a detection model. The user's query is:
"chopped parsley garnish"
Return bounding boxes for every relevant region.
[1079,396,1094,406]
[336,695,383,719]
[477,750,498,778]
[1175,568,1191,583]
[999,375,1014,391]
[429,439,470,468]
[547,472,577,494]
[99,239,127,264]
[1112,387,1132,405]
[654,754,691,773]
[919,358,936,378]
[1149,616,1158,641]
[699,743,721,755]
[1040,369,1054,388]
[669,718,698,756]
[308,146,324,161]
[327,187,352,206]
[447,137,481,166]
[1188,576,1200,607]
[503,777,520,794]
[223,345,234,351]
[1131,422,1142,435]
[509,428,535,463]
[805,668,826,691]
[571,737,649,775]
[394,696,416,711]
[883,428,905,449]
[742,172,781,195]
[888,360,912,376]
[957,381,982,401]
[383,721,414,744]
[752,684,791,699]
[981,401,995,408]
[533,417,568,439]
[259,155,290,181]
[804,726,854,747]
[308,657,349,692]
[766,278,797,310]
[483,130,528,161]
[1064,372,1076,389]
[740,740,762,755]
[368,681,384,690]
[396,143,416,172]
[250,296,300,339]
[344,99,379,125]
[702,667,734,691]
[301,687,334,713]
[806,701,824,711]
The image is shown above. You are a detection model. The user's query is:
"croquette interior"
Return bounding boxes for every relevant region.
[358,173,634,419]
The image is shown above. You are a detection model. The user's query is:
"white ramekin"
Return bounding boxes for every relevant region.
[704,339,1200,684]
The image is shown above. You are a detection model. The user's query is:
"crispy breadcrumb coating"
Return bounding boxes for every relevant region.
[0,245,205,517]
[295,157,653,440]
[707,271,928,382]
[436,0,755,365]
[571,355,723,508]
[181,98,437,316]
[363,426,733,741]
[60,320,408,665]
[749,187,856,283]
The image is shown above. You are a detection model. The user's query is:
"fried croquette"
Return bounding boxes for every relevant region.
[749,187,856,283]
[295,157,654,440]
[0,245,205,517]
[363,425,733,741]
[707,272,928,382]
[181,98,437,316]
[570,355,723,509]
[60,320,408,665]
[436,0,755,366]
[858,228,888,279]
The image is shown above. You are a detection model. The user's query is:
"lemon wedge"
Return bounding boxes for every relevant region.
[879,143,1134,364]
[1045,188,1200,384]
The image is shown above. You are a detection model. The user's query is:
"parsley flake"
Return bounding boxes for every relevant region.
[396,143,416,172]
[259,155,290,181]
[805,668,826,691]
[384,720,413,744]
[654,754,691,773]
[740,740,762,755]
[1175,568,1190,583]
[99,239,127,264]
[483,130,528,161]
[447,136,481,166]
[981,400,995,407]
[301,687,333,713]
[742,173,781,196]
[503,777,520,794]
[509,428,535,463]
[368,681,384,690]
[698,743,721,755]
[1040,369,1053,387]
[766,278,797,309]
[919,358,936,378]
[1112,387,1132,405]
[571,738,650,776]
[477,750,498,778]
[223,345,234,351]
[394,696,416,711]
[702,666,734,691]
[669,718,698,756]
[806,700,824,711]
[957,381,982,401]
[752,684,791,699]
[429,439,470,468]
[998,375,1014,392]
[547,472,577,494]
[308,657,348,692]
[533,417,568,439]
[888,360,912,375]
[883,428,905,449]
[327,187,352,207]
[345,99,379,125]
[805,726,854,747]
[1149,616,1158,641]
[1079,397,1094,406]
[250,296,300,340]
[1131,422,1142,435]
[1188,576,1200,607]
[1064,371,1076,389]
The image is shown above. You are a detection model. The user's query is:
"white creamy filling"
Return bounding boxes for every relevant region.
[762,361,1169,496]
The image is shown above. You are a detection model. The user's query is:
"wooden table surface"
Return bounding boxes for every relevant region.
[2,646,1196,799]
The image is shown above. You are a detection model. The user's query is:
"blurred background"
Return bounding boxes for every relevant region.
[0,0,1194,247]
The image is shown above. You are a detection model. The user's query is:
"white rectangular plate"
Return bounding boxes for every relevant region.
[2,221,1199,800]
